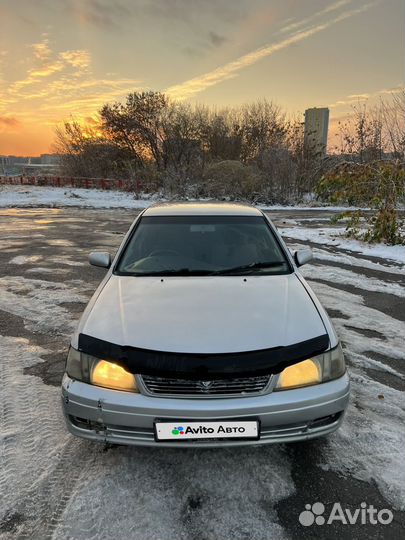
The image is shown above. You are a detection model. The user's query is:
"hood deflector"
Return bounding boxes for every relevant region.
[78,333,330,380]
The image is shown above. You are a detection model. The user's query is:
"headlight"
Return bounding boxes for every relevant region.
[277,358,321,389]
[91,360,136,392]
[275,344,345,390]
[66,347,138,392]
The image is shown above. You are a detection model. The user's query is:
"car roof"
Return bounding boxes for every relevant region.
[143,201,263,217]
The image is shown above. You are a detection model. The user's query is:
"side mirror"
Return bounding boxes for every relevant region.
[294,248,313,267]
[89,251,111,268]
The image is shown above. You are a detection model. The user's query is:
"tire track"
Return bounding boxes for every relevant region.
[0,335,95,540]
[0,358,19,521]
[15,439,98,540]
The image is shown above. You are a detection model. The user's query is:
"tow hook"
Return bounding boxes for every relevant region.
[96,399,109,443]
[97,398,104,425]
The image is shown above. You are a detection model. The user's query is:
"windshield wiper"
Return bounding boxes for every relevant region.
[130,268,212,276]
[127,262,286,276]
[210,261,286,275]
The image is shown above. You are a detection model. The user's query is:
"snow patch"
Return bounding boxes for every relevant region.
[25,267,71,275]
[260,204,373,211]
[281,226,405,264]
[308,280,405,509]
[321,371,405,510]
[301,264,405,298]
[309,280,405,362]
[0,185,386,213]
[0,185,156,209]
[9,255,43,265]
[49,255,86,267]
[0,276,91,334]
[0,334,94,538]
[309,246,404,275]
[54,445,293,540]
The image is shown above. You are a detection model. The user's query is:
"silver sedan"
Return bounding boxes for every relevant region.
[62,202,349,446]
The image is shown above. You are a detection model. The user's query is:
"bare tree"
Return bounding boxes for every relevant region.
[239,100,286,163]
[335,95,405,163]
[380,91,405,161]
[161,102,207,173]
[54,119,134,178]
[100,91,168,169]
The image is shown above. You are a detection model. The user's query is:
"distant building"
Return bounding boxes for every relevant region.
[0,153,61,176]
[304,108,329,157]
[40,153,60,165]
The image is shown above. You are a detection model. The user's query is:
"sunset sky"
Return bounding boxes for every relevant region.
[0,0,403,156]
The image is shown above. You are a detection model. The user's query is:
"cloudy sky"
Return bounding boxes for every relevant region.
[0,0,403,155]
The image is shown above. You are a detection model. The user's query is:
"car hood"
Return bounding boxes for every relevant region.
[81,274,327,354]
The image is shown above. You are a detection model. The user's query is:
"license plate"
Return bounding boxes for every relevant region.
[154,420,259,441]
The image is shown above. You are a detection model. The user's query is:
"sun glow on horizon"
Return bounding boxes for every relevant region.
[0,0,402,156]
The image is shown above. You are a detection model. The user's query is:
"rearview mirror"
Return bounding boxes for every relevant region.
[294,248,313,267]
[89,251,111,268]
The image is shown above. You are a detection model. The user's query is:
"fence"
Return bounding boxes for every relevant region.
[0,175,137,190]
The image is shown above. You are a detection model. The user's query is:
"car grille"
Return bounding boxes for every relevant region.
[140,374,272,397]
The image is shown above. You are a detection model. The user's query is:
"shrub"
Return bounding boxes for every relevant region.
[317,160,404,244]
[202,160,264,201]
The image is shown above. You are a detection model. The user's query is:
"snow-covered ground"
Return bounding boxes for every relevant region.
[1,184,403,265]
[0,185,155,209]
[0,184,372,215]
[308,281,405,509]
[281,226,405,264]
[0,184,373,212]
[0,202,404,538]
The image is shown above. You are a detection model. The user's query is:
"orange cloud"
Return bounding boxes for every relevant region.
[2,36,141,105]
[8,37,88,95]
[0,116,21,130]
[279,0,351,34]
[32,38,52,62]
[166,1,378,100]
[329,85,403,109]
[0,35,143,154]
[59,50,91,69]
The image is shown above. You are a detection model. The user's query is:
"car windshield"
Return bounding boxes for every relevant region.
[116,215,291,276]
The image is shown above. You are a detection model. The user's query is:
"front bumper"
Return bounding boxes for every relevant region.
[61,372,350,447]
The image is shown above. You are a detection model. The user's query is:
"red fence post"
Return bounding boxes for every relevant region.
[0,175,128,192]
